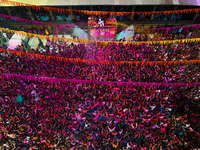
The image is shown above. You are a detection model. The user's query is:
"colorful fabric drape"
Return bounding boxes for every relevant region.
[1,73,199,87]
[1,49,199,66]
[2,0,200,16]
[1,27,200,45]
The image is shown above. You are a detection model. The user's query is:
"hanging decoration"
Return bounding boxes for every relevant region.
[1,0,200,17]
[0,49,199,66]
[1,27,200,46]
[1,73,199,87]
[1,13,200,33]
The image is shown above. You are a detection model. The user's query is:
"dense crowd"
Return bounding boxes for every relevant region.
[132,26,194,41]
[14,41,200,61]
[0,5,200,150]
[0,27,200,150]
[0,76,199,149]
[91,42,199,61]
[1,40,200,149]
[0,54,199,83]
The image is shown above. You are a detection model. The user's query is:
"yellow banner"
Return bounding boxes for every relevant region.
[1,27,200,46]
